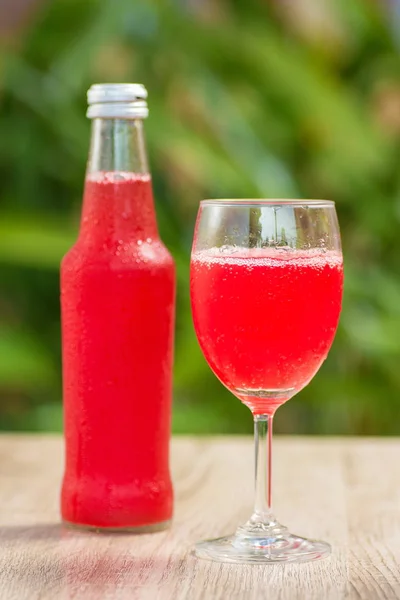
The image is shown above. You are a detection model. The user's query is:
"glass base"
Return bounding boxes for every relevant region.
[194,521,331,564]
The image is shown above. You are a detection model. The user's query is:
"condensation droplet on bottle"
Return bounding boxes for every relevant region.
[146,237,152,244]
[137,240,143,246]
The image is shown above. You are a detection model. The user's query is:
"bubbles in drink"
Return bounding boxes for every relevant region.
[190,245,343,412]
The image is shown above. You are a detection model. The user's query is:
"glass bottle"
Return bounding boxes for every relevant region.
[61,84,176,531]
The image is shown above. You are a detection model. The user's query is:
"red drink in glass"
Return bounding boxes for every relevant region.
[189,200,343,563]
[191,248,343,414]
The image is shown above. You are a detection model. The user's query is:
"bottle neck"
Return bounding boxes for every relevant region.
[87,118,149,174]
[80,118,158,245]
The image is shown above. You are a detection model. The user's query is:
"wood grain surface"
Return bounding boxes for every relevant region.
[0,435,399,599]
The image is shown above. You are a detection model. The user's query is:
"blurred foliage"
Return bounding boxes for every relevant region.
[0,0,400,434]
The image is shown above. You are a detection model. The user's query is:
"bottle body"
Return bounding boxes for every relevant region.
[61,105,175,530]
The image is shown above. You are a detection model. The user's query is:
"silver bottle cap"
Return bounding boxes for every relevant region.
[87,83,149,119]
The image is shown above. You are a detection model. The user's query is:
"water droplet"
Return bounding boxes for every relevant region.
[137,240,143,246]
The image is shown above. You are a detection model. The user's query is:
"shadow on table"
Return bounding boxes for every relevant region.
[0,523,187,598]
[0,525,363,600]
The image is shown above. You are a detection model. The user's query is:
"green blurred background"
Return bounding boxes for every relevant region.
[0,0,399,435]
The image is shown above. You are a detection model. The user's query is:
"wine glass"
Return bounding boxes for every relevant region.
[190,199,343,564]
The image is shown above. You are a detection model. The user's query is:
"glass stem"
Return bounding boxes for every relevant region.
[251,414,275,525]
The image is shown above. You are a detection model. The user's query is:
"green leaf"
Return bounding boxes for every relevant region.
[0,216,75,269]
[0,328,56,389]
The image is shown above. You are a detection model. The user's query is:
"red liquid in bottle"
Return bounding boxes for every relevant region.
[191,248,343,414]
[61,172,175,529]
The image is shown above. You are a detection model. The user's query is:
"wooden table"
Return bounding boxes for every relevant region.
[0,436,399,599]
